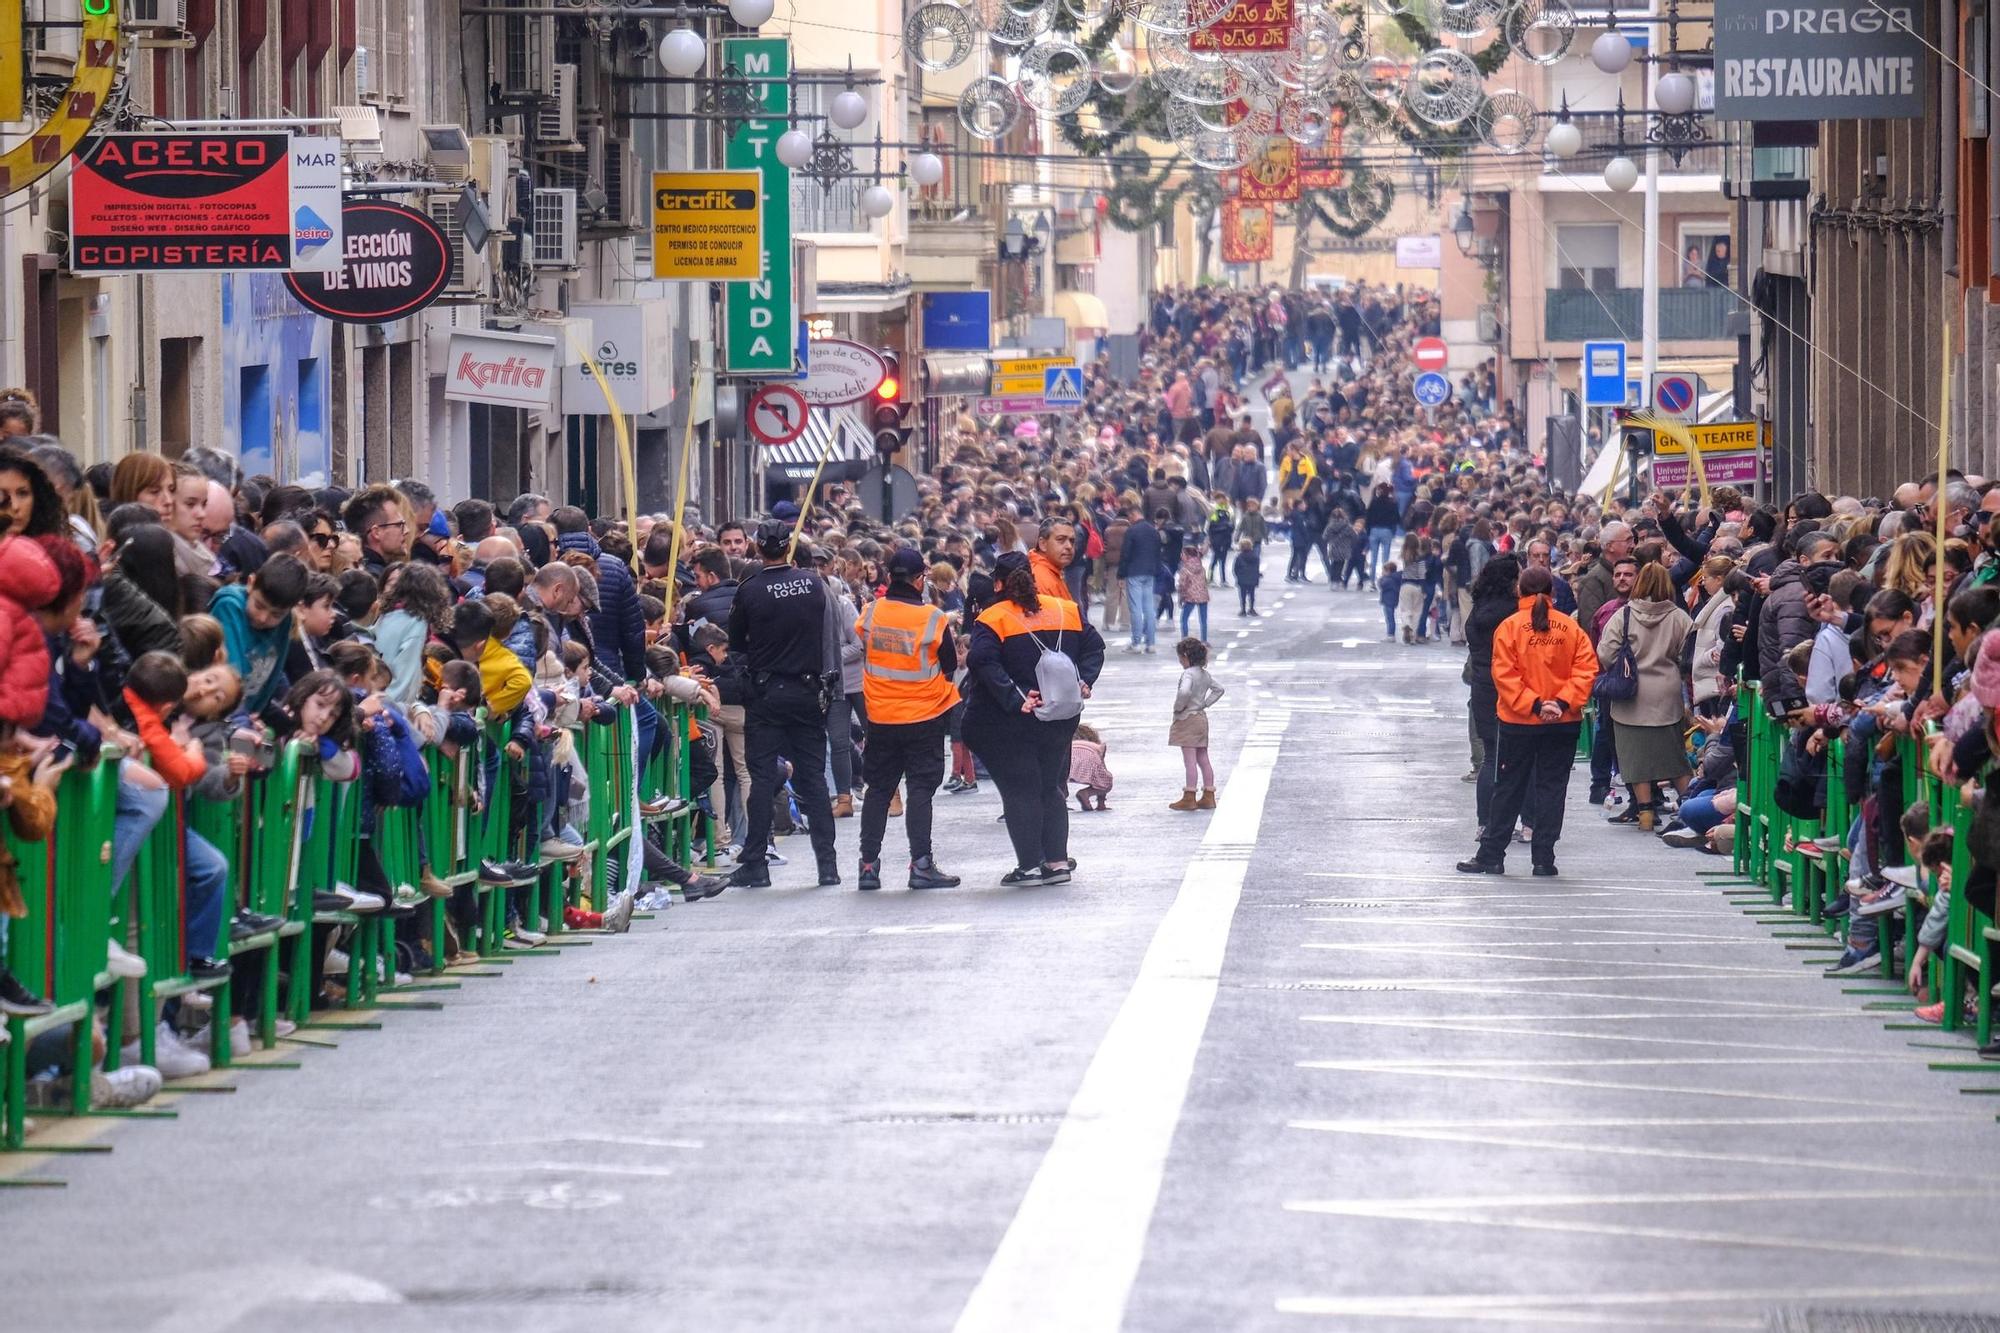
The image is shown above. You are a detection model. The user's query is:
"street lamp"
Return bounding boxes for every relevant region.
[658,27,706,77]
[1451,200,1477,257]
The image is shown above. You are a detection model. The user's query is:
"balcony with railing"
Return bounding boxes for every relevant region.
[1543,285,1738,342]
[1541,112,1724,180]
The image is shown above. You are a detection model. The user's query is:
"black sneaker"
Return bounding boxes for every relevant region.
[1587,787,1610,805]
[1456,858,1505,875]
[1981,1039,2000,1062]
[1000,865,1047,887]
[728,862,771,889]
[1532,864,1559,878]
[0,968,53,1016]
[816,860,841,887]
[677,874,727,900]
[857,859,882,892]
[477,859,517,886]
[186,956,232,980]
[1038,864,1072,886]
[908,857,960,890]
[312,891,352,914]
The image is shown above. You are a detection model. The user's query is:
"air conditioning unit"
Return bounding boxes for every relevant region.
[536,64,578,145]
[498,14,555,98]
[530,188,579,269]
[426,193,490,296]
[600,137,643,232]
[128,0,187,32]
[471,135,511,196]
[544,123,600,194]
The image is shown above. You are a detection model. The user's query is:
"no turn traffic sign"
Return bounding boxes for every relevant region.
[747,383,809,445]
[1412,336,1448,373]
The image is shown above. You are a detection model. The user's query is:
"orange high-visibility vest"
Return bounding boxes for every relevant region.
[856,598,959,724]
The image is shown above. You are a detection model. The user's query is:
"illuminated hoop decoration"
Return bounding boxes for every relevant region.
[0,1,122,196]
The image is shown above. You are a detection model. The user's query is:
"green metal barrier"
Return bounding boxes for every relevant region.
[1,761,120,1146]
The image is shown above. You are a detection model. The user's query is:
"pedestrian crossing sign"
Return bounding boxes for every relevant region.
[1043,366,1084,407]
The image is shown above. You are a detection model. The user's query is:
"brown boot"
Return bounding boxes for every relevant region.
[1196,789,1217,809]
[888,789,904,817]
[833,793,854,818]
[1168,789,1198,811]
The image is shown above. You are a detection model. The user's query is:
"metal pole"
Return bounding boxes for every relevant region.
[1640,0,1662,471]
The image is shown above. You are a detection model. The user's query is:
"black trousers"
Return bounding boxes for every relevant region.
[860,714,948,863]
[970,716,1076,870]
[742,676,836,868]
[1473,712,1499,830]
[1475,721,1580,868]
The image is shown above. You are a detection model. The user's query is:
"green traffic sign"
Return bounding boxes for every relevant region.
[722,36,794,376]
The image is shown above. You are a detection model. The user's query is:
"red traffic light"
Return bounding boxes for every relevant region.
[875,375,900,400]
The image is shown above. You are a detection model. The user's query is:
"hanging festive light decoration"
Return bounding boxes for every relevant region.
[1603,154,1639,191]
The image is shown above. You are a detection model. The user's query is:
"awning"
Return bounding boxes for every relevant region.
[1052,289,1109,333]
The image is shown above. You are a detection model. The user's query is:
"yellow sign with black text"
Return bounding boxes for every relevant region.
[990,355,1074,396]
[1650,419,1767,457]
[0,1,20,124]
[651,170,763,280]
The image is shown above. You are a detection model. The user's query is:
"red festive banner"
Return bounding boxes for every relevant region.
[1189,0,1297,53]
[1221,201,1273,263]
[1300,106,1346,189]
[1236,138,1299,203]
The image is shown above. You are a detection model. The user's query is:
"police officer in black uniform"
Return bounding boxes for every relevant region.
[726,519,840,887]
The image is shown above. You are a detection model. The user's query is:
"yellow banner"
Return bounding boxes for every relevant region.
[0,1,22,124]
[651,170,763,280]
[1648,419,1765,457]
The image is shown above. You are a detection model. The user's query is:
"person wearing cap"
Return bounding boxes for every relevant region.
[964,549,1106,886]
[726,517,841,888]
[853,546,962,891]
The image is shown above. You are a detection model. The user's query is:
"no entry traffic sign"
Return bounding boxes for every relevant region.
[1412,336,1448,373]
[747,383,809,445]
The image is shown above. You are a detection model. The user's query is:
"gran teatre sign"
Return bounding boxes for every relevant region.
[1714,0,1924,121]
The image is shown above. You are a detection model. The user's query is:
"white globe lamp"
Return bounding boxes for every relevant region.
[1654,71,1697,115]
[1590,30,1632,74]
[909,152,945,187]
[860,185,896,219]
[1544,119,1582,160]
[1603,154,1639,192]
[659,28,706,78]
[775,129,813,169]
[728,0,775,26]
[830,89,869,131]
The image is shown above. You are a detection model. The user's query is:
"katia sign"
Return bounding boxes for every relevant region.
[443,330,557,408]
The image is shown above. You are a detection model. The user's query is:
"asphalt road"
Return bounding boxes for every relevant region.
[10,568,2000,1333]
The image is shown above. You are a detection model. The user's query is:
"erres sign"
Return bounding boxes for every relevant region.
[283,201,451,324]
[69,132,295,272]
[1714,0,1925,121]
[650,169,764,280]
[443,329,557,409]
[563,302,676,416]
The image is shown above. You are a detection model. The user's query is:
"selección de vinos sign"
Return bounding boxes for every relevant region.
[283,201,452,324]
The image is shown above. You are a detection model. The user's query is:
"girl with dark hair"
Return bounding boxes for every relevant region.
[963,550,1106,886]
[1458,563,1599,877]
[375,562,452,704]
[0,447,66,541]
[101,524,185,662]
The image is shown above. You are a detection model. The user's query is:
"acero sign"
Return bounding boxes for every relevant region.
[283,201,450,324]
[1714,0,1924,120]
[69,132,295,272]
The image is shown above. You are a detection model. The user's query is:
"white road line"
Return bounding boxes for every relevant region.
[951,712,1288,1333]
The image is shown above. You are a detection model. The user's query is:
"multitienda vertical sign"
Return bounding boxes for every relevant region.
[722,37,795,376]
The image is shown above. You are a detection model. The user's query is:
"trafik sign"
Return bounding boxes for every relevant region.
[722,37,795,375]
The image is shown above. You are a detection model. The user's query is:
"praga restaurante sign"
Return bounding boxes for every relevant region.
[283,201,452,324]
[1713,0,1925,121]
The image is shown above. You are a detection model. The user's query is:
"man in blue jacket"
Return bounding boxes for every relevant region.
[1117,504,1162,655]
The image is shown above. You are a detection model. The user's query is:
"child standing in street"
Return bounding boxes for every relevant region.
[1070,722,1113,812]
[1177,544,1211,641]
[1168,637,1225,811]
[1379,561,1403,639]
[1396,533,1431,643]
[1233,537,1262,617]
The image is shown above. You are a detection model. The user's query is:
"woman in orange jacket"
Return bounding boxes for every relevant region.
[1458,564,1598,877]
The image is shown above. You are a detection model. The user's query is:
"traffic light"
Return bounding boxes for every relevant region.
[871,349,913,457]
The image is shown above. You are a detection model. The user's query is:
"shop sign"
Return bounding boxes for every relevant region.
[288,136,344,274]
[562,302,675,415]
[1714,0,1924,120]
[69,132,294,272]
[651,170,763,280]
[444,329,557,409]
[283,201,450,324]
[722,37,795,374]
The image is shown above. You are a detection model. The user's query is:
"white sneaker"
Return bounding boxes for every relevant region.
[511,925,548,947]
[121,1022,210,1080]
[229,1017,252,1058]
[391,883,426,910]
[602,890,635,934]
[273,1017,297,1039]
[106,939,147,979]
[336,889,386,913]
[325,947,352,973]
[1880,865,1922,889]
[91,1065,162,1108]
[539,838,587,863]
[180,989,212,1013]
